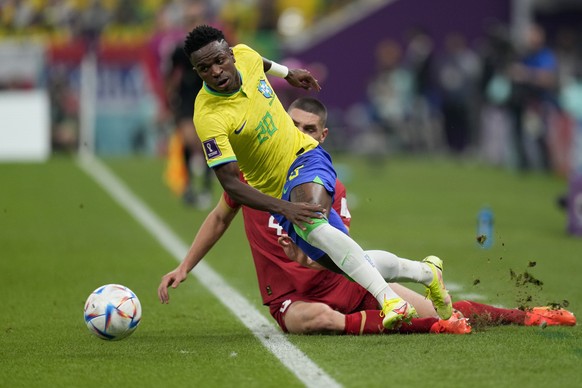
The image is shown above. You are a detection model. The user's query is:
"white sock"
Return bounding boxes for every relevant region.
[306,223,400,304]
[365,250,433,286]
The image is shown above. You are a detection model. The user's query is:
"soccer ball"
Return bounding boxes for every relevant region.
[83,284,142,340]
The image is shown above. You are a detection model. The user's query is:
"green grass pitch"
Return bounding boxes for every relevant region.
[1,154,580,387]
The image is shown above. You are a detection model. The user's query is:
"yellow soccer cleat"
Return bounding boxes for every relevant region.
[423,255,453,320]
[381,298,418,330]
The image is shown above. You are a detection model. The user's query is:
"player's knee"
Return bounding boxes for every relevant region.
[292,216,328,241]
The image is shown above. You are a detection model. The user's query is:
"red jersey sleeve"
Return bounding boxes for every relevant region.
[222,191,239,209]
[333,179,351,229]
[223,171,246,209]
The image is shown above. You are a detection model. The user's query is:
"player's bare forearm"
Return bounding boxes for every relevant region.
[214,162,324,229]
[158,198,237,303]
[182,198,237,271]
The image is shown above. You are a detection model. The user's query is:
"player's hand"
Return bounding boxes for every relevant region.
[285,69,322,91]
[158,268,188,304]
[278,235,325,270]
[280,201,325,231]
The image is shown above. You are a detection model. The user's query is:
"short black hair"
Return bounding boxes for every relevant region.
[183,24,227,59]
[288,97,328,126]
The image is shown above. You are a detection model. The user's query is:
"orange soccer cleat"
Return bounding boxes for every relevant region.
[430,310,472,334]
[524,307,576,327]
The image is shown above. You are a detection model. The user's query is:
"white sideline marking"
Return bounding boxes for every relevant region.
[447,282,488,302]
[456,293,488,301]
[77,153,341,388]
[445,282,463,292]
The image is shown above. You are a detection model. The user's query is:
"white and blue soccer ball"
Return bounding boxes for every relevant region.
[83,284,142,340]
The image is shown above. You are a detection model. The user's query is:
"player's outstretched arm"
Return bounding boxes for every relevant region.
[262,57,321,91]
[158,197,239,303]
[213,161,325,230]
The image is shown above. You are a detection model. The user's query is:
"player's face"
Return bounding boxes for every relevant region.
[190,40,240,93]
[288,108,328,144]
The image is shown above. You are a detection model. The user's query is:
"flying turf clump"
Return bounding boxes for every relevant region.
[510,269,544,288]
[510,266,544,311]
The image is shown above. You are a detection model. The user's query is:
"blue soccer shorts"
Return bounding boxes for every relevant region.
[273,146,349,261]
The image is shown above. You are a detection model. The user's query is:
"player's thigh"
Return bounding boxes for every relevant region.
[284,301,342,333]
[389,283,437,318]
[290,182,332,211]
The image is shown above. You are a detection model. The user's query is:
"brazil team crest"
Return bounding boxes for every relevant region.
[258,79,274,98]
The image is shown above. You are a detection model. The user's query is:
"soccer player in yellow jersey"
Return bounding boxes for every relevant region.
[184,24,452,329]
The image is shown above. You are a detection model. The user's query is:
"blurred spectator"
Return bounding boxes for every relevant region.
[545,27,580,177]
[559,58,582,175]
[48,65,79,153]
[79,0,111,45]
[402,27,441,152]
[42,0,77,32]
[507,23,558,171]
[163,0,212,208]
[111,0,140,25]
[554,26,581,91]
[162,0,236,208]
[366,38,415,151]
[10,0,43,30]
[477,22,515,166]
[556,49,582,212]
[436,32,481,155]
[219,0,259,39]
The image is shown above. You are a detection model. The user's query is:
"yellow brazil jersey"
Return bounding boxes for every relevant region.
[193,44,318,198]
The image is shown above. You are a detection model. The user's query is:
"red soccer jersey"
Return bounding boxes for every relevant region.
[223,179,352,305]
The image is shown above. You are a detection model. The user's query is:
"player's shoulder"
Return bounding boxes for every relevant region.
[233,43,256,54]
[232,44,261,62]
[194,93,227,127]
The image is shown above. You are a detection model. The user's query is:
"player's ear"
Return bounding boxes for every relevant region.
[320,127,329,143]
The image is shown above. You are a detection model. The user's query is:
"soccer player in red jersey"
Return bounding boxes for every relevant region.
[158,97,575,334]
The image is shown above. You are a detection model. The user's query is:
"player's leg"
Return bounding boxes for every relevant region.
[345,291,469,334]
[284,301,345,334]
[281,147,449,324]
[270,296,348,334]
[365,250,452,319]
[453,300,576,326]
[366,250,433,284]
[295,197,452,320]
[390,283,469,333]
[279,299,438,335]
[269,289,469,335]
[291,183,417,328]
[178,117,197,205]
[389,283,438,318]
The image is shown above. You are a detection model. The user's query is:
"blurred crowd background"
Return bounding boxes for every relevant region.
[1,0,581,180]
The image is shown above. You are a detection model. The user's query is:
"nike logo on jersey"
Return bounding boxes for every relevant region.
[234,120,247,134]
